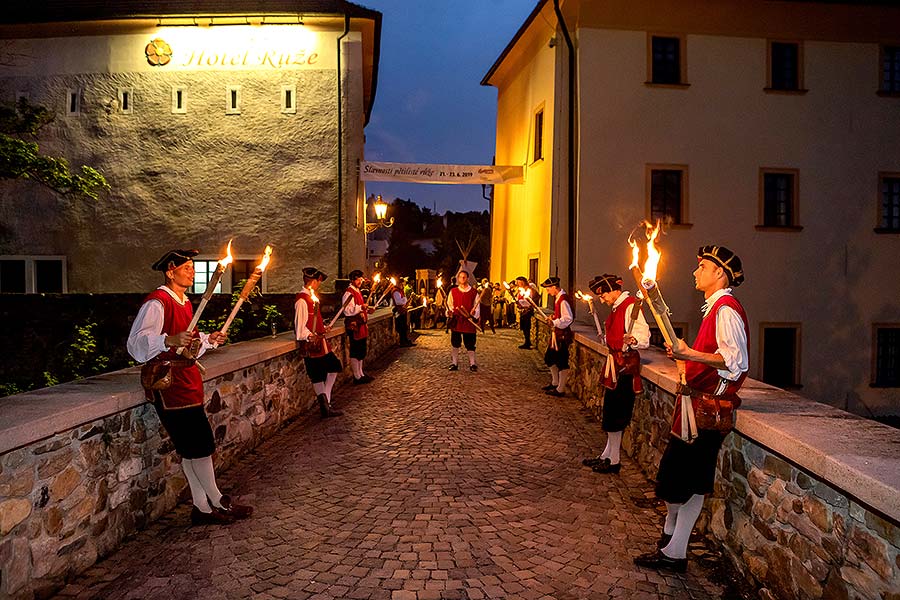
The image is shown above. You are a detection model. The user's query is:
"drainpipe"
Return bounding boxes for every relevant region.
[553,0,576,291]
[336,14,350,278]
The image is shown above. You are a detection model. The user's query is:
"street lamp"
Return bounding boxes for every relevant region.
[366,194,394,233]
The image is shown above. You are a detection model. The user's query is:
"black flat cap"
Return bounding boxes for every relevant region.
[589,274,623,295]
[302,266,327,281]
[151,249,198,272]
[540,276,560,288]
[698,245,744,287]
[348,269,364,280]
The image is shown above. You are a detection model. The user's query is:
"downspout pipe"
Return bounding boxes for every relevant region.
[553,0,576,291]
[336,14,350,278]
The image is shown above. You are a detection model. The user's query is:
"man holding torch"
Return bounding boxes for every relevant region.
[634,245,748,573]
[582,274,650,474]
[391,277,414,347]
[294,267,343,418]
[514,276,538,349]
[540,277,574,397]
[446,270,481,371]
[127,249,252,526]
[343,269,375,384]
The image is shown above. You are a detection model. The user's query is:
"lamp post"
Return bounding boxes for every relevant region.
[365,195,394,233]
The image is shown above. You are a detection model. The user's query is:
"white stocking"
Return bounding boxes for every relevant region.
[467,351,476,367]
[451,347,459,365]
[324,372,337,400]
[181,460,211,512]
[600,437,611,461]
[662,494,705,559]
[549,366,559,386]
[312,382,326,396]
[557,369,569,393]
[606,431,622,464]
[350,358,362,379]
[189,456,224,509]
[664,502,680,535]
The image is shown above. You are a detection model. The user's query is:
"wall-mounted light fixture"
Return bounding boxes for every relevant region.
[365,195,394,233]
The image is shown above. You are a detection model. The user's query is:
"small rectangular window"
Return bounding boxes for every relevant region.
[768,41,803,91]
[226,85,241,115]
[171,86,186,114]
[0,260,26,293]
[762,324,801,388]
[880,45,900,94]
[281,85,296,114]
[34,259,63,293]
[533,109,544,162]
[877,174,900,232]
[190,260,224,294]
[66,88,81,116]
[650,35,683,85]
[117,87,133,114]
[873,326,900,387]
[648,166,687,225]
[760,169,800,228]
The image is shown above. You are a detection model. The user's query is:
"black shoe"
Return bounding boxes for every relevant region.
[469,364,478,372]
[657,533,673,550]
[399,341,414,347]
[542,384,556,391]
[218,495,253,519]
[592,461,621,474]
[545,389,564,397]
[518,344,532,350]
[582,455,607,467]
[354,375,373,384]
[633,550,687,573]
[448,364,459,371]
[191,506,234,526]
[317,393,329,417]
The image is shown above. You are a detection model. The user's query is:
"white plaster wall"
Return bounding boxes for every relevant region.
[575,28,900,414]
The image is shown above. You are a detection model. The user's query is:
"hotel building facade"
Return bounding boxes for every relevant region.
[483,0,900,415]
[0,0,381,294]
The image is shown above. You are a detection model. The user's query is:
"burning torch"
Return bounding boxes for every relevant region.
[220,245,273,336]
[177,240,233,356]
[574,290,604,340]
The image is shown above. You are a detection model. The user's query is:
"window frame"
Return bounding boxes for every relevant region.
[531,105,545,164]
[648,322,689,350]
[765,40,807,94]
[759,322,803,389]
[871,324,900,387]
[281,84,297,114]
[646,33,689,89]
[877,44,900,97]
[757,168,802,231]
[171,86,187,114]
[226,85,242,115]
[645,164,691,227]
[65,88,81,116]
[875,172,900,233]
[117,87,133,114]
[0,255,67,294]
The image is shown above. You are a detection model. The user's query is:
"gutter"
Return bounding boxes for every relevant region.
[336,14,350,278]
[552,0,577,290]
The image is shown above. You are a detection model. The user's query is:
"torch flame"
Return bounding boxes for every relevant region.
[256,245,273,272]
[575,290,592,302]
[374,273,381,284]
[503,281,510,290]
[629,220,663,283]
[390,277,397,286]
[218,239,234,268]
[436,277,443,288]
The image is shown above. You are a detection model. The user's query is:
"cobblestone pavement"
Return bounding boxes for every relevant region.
[55,328,745,600]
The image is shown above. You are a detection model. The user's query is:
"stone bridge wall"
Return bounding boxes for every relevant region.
[0,310,398,600]
[535,323,900,600]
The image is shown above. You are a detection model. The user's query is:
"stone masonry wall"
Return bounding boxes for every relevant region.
[0,312,398,600]
[536,323,900,600]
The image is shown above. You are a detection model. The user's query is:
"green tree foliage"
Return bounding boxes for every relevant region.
[0,98,109,199]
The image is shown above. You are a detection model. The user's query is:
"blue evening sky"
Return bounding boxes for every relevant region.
[359,0,537,214]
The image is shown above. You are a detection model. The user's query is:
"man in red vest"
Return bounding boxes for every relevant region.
[540,277,573,397]
[127,249,252,526]
[294,267,343,417]
[634,245,748,573]
[343,269,375,384]
[582,274,650,474]
[446,270,480,371]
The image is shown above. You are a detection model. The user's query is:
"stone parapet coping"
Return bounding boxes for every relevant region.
[570,323,900,523]
[0,309,395,456]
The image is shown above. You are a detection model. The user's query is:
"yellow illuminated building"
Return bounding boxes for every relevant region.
[483,0,900,416]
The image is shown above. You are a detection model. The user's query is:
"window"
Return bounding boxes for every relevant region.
[767,41,804,92]
[281,85,296,114]
[533,109,544,162]
[65,88,81,116]
[117,87,133,114]
[0,256,66,293]
[171,86,186,114]
[761,324,801,388]
[873,326,900,387]
[231,259,266,293]
[647,165,688,225]
[880,45,900,94]
[648,35,685,85]
[226,85,241,115]
[528,257,539,287]
[877,174,900,232]
[759,169,800,229]
[191,260,223,294]
[649,324,686,349]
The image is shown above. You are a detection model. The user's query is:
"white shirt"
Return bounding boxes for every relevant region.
[294,288,315,341]
[446,284,480,319]
[342,285,364,316]
[611,291,650,350]
[126,285,214,363]
[550,290,574,329]
[392,290,407,307]
[701,288,749,382]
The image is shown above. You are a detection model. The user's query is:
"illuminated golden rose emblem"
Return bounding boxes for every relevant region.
[145,38,173,66]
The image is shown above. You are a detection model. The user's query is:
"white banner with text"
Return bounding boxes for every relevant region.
[360,162,524,185]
